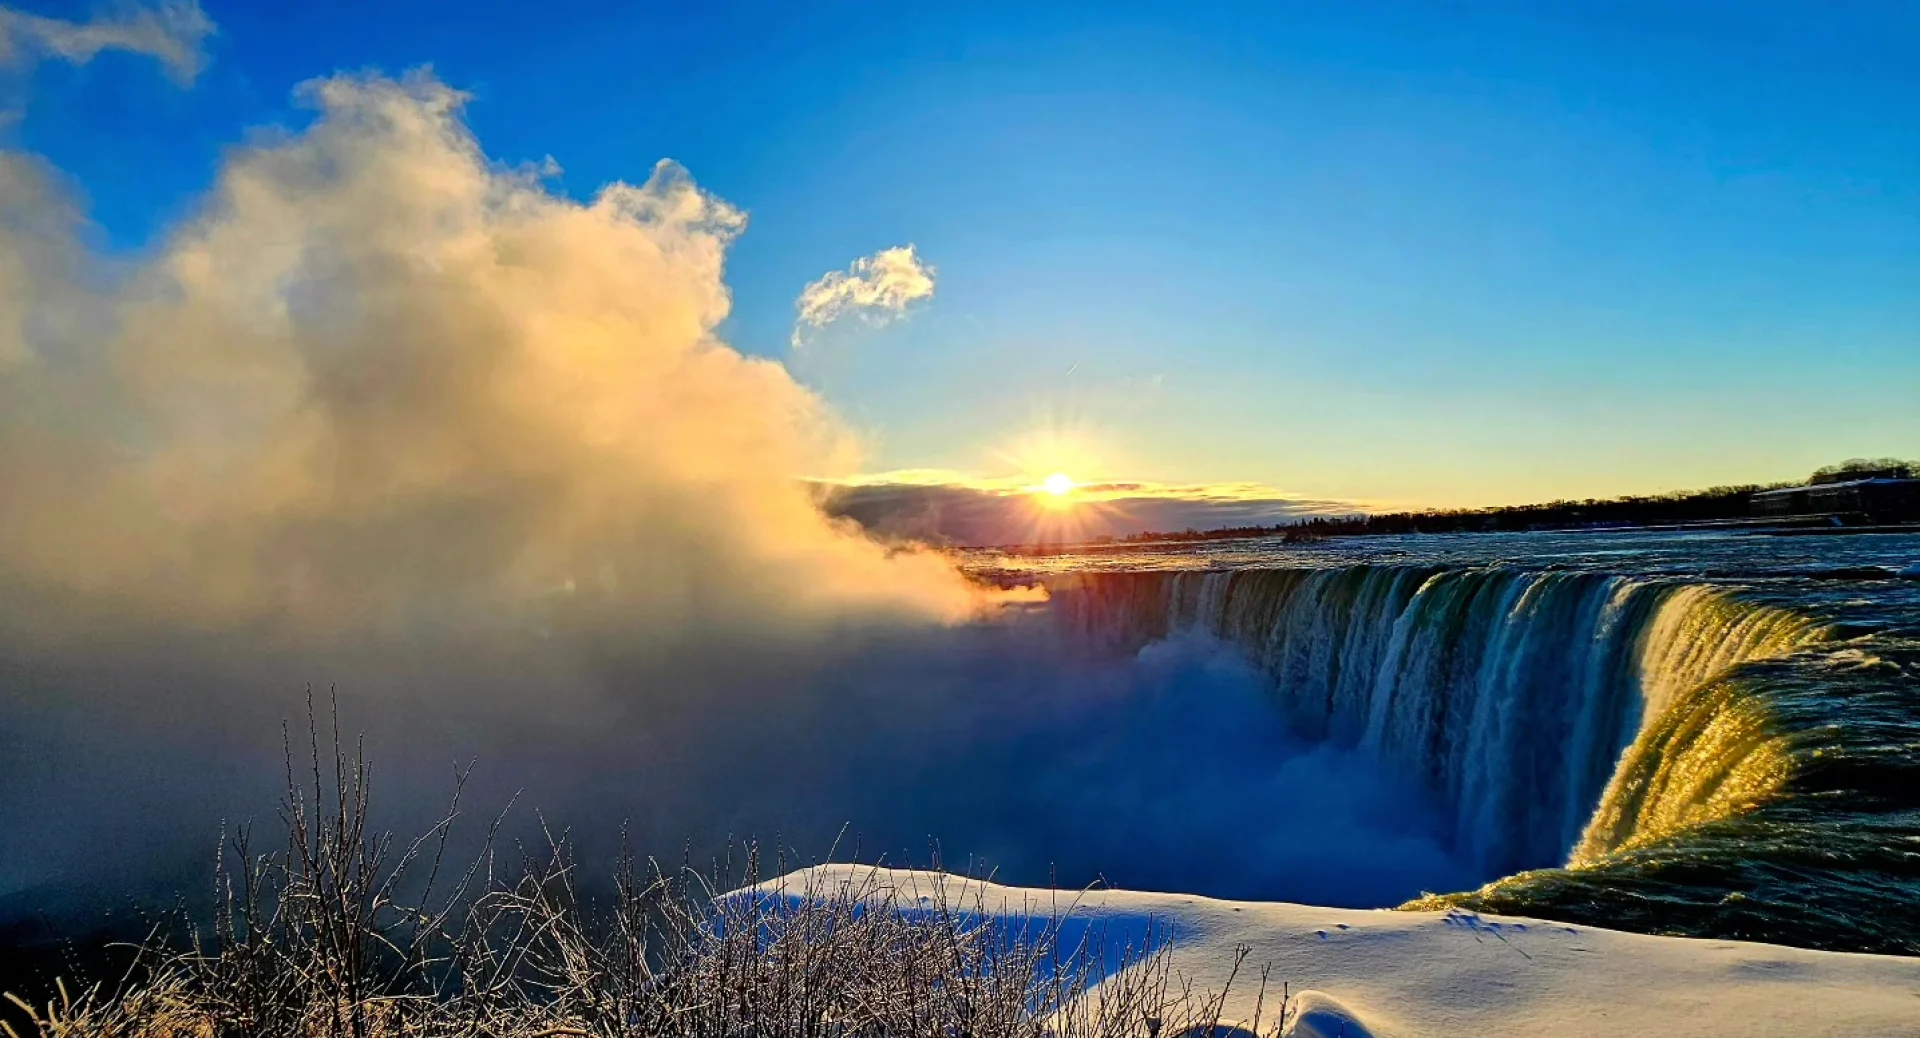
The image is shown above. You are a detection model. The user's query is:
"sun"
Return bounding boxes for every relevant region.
[1042,472,1075,497]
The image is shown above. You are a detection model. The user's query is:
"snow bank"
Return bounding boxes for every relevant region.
[751,866,1920,1038]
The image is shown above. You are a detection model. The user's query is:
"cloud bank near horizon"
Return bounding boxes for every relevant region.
[792,244,935,347]
[822,474,1362,546]
[0,0,214,83]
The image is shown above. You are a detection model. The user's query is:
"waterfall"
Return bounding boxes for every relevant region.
[1051,566,1827,875]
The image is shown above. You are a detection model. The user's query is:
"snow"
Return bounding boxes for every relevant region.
[750,866,1920,1038]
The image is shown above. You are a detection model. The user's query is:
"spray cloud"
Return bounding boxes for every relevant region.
[0,70,1470,916]
[0,70,1000,894]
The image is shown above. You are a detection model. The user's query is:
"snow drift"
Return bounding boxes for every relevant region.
[761,866,1920,1038]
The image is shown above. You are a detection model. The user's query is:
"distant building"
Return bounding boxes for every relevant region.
[1751,478,1920,522]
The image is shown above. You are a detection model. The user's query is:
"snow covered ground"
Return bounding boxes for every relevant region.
[749,866,1920,1038]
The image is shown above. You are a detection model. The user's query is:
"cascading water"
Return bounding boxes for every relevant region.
[975,529,1920,956]
[1052,565,1826,877]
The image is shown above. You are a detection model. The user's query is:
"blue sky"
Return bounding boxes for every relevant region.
[8,0,1917,509]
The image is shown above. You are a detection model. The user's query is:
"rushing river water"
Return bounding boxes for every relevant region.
[962,529,1920,956]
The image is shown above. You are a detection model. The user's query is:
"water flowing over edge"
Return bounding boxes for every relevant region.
[1046,564,1920,954]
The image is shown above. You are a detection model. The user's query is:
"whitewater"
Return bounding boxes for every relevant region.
[707,527,1920,1037]
[970,527,1920,957]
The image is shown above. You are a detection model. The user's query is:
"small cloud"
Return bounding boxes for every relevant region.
[0,0,215,84]
[792,243,935,348]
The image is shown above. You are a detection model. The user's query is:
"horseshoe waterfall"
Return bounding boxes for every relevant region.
[1048,563,1920,954]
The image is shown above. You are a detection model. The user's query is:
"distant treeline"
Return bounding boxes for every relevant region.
[1101,457,1919,546]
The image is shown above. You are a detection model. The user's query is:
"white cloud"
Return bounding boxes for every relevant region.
[0,0,214,84]
[792,243,935,347]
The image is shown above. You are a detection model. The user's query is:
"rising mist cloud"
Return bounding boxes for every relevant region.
[0,0,214,83]
[0,71,980,644]
[792,244,935,347]
[0,65,1462,924]
[0,68,1012,896]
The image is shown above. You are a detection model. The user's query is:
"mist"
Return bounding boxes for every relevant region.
[0,71,1473,920]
